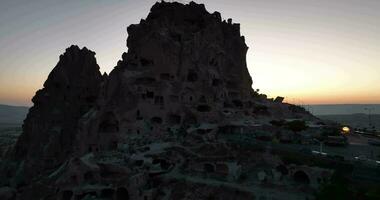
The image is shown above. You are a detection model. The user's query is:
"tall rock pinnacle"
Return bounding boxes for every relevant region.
[73,1,257,155]
[11,45,102,181]
[74,1,313,156]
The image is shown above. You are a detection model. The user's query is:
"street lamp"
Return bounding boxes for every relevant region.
[342,126,350,134]
[313,139,324,154]
[364,107,374,130]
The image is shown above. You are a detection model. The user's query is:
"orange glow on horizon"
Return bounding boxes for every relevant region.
[282,94,380,105]
[1,84,379,107]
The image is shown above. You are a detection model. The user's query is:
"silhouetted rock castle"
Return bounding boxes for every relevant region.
[1,1,318,200]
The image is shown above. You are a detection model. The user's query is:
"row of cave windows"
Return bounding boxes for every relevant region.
[51,101,263,133]
[136,111,181,124]
[130,52,218,67]
[98,98,259,133]
[136,98,248,111]
[128,56,154,67]
[62,187,130,200]
[137,80,222,92]
[136,73,222,86]
[141,93,164,105]
[62,170,313,200]
[141,92,217,104]
[50,81,98,103]
[52,83,99,97]
[201,164,312,185]
[98,112,182,133]
[140,91,245,106]
[97,103,265,135]
[97,98,264,133]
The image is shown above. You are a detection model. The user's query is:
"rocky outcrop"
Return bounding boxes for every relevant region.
[75,1,255,153]
[9,45,102,182]
[74,1,314,155]
[0,187,16,200]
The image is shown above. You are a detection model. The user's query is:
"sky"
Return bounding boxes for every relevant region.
[0,0,379,106]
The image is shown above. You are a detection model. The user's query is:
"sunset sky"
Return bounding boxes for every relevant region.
[0,0,379,106]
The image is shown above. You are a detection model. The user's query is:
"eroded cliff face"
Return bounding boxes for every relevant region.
[117,1,252,101]
[10,45,102,181]
[74,1,314,155]
[75,1,260,154]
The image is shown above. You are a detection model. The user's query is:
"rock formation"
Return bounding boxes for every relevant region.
[75,1,255,153]
[0,1,323,200]
[9,45,102,182]
[74,1,314,155]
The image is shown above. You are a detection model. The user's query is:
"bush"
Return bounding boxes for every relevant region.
[270,120,285,127]
[315,172,354,200]
[321,126,341,137]
[286,120,307,133]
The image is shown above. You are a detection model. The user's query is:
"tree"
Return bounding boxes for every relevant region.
[270,120,285,127]
[286,120,307,133]
[315,172,354,200]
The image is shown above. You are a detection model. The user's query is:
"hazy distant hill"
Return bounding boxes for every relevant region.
[318,113,380,130]
[0,104,29,124]
[0,104,27,157]
[304,104,380,115]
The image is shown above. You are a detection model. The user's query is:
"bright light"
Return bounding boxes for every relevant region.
[342,127,350,133]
